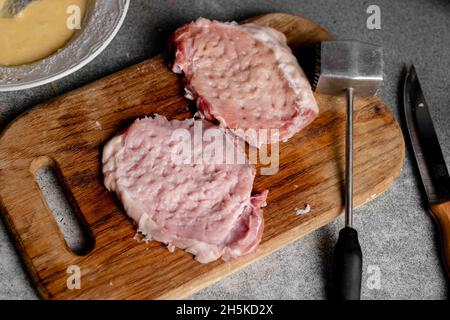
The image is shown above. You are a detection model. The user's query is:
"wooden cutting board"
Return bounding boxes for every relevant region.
[0,13,404,299]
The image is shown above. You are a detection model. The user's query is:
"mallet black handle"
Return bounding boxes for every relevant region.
[333,226,362,300]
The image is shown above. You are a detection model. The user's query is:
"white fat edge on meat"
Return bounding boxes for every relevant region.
[102,134,125,192]
[184,87,195,100]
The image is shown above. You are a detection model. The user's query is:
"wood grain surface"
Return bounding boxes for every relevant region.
[0,13,405,299]
[429,201,450,277]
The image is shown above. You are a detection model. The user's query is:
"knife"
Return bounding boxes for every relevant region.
[403,65,450,277]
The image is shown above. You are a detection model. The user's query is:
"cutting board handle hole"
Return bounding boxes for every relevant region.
[30,157,94,255]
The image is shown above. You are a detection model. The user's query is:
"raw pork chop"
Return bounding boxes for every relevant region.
[172,18,319,147]
[102,115,268,263]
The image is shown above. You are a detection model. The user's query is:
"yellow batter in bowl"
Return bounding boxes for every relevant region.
[0,0,88,66]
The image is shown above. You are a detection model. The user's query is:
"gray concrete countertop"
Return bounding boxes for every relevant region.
[0,0,449,300]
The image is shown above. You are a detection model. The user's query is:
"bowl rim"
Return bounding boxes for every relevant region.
[0,0,130,92]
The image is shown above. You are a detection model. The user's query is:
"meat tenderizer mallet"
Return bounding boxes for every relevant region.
[311,41,383,300]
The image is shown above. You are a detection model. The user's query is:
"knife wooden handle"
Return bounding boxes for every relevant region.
[430,201,450,277]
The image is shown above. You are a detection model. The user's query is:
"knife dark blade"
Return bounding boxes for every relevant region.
[403,65,450,205]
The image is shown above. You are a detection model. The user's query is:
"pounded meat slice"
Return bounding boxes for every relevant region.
[102,115,268,263]
[172,17,319,147]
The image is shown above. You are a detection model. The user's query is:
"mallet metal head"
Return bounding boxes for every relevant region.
[314,41,383,97]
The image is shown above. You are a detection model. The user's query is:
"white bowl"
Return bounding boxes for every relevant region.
[0,0,130,92]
